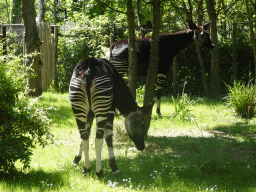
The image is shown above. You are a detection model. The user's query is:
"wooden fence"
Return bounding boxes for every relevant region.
[37,22,54,91]
[2,23,58,91]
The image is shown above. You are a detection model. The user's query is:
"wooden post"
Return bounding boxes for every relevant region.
[232,22,237,82]
[3,25,7,57]
[53,25,59,89]
[113,23,116,43]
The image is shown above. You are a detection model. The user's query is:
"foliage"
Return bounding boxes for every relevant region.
[171,80,196,121]
[57,15,127,92]
[171,93,196,121]
[0,59,53,173]
[136,84,145,101]
[57,36,90,92]
[225,80,256,119]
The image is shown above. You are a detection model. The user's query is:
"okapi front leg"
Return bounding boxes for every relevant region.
[105,111,119,174]
[156,74,166,116]
[105,129,119,174]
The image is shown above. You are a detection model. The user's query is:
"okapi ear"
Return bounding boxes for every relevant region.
[140,102,154,114]
[188,20,200,31]
[203,21,212,31]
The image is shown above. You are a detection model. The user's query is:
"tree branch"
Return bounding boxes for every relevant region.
[141,0,152,5]
[97,0,126,14]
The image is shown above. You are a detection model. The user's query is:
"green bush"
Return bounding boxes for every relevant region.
[226,81,256,119]
[0,62,53,173]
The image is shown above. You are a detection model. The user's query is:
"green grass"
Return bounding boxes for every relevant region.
[1,93,256,191]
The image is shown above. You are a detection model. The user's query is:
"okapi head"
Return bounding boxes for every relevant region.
[189,20,215,49]
[124,102,154,151]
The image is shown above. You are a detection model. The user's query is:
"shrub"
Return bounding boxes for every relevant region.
[226,81,256,119]
[0,61,53,173]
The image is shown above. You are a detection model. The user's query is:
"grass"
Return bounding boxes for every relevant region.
[1,92,256,191]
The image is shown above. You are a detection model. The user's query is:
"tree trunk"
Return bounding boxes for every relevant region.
[126,0,137,99]
[195,0,209,96]
[38,0,45,22]
[232,22,238,82]
[135,0,145,38]
[143,0,161,135]
[12,0,22,23]
[5,0,10,24]
[53,0,58,24]
[22,0,43,96]
[245,0,256,83]
[206,0,220,98]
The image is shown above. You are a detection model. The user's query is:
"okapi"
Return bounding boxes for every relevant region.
[69,58,153,178]
[106,20,215,115]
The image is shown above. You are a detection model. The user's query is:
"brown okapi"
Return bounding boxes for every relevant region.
[106,20,215,115]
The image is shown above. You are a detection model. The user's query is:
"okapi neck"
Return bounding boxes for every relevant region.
[116,89,138,115]
[112,74,138,115]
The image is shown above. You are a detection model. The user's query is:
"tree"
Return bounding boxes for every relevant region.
[143,0,161,135]
[196,0,209,96]
[126,0,137,99]
[206,0,220,98]
[22,0,43,96]
[232,22,238,82]
[11,0,22,23]
[245,0,256,83]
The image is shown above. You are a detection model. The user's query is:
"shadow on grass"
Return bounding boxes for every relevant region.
[0,168,68,191]
[104,125,256,191]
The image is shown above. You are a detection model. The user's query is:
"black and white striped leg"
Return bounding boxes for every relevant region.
[156,88,163,116]
[105,129,119,174]
[105,111,119,174]
[95,117,107,178]
[156,74,166,116]
[73,114,93,173]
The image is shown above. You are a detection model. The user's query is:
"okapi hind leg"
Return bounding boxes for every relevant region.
[95,118,107,178]
[73,140,83,165]
[73,112,93,173]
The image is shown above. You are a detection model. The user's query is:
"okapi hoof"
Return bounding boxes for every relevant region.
[156,109,162,117]
[96,169,104,178]
[73,155,81,165]
[83,167,91,176]
[112,169,120,176]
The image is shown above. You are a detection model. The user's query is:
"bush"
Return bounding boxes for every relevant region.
[0,61,53,173]
[226,81,256,119]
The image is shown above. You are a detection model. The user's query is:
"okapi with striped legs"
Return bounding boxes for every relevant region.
[69,58,153,178]
[106,20,215,116]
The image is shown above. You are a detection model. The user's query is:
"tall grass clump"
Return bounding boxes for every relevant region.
[226,81,256,119]
[172,93,196,121]
[171,80,196,121]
